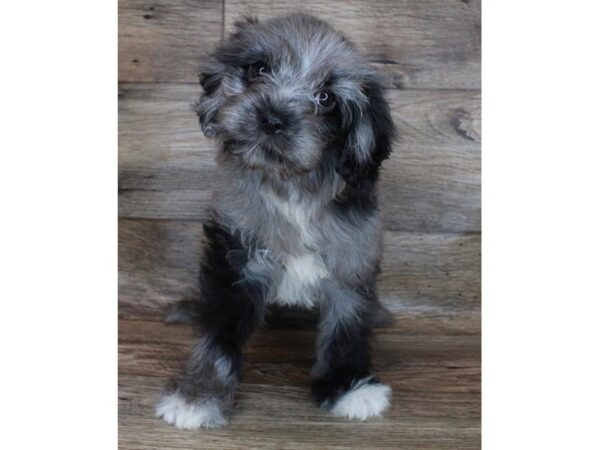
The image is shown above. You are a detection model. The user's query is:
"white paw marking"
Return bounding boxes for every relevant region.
[330,379,391,420]
[155,392,228,429]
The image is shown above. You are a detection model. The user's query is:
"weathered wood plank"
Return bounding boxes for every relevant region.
[117,2,482,447]
[118,219,203,313]
[118,0,223,82]
[224,0,481,90]
[118,219,480,329]
[119,0,480,89]
[118,319,480,449]
[118,83,480,232]
[119,320,481,390]
[120,375,480,449]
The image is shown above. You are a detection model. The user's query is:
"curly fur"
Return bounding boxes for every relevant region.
[157,13,397,429]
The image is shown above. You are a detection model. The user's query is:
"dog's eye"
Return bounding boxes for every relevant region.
[315,90,336,112]
[247,62,270,81]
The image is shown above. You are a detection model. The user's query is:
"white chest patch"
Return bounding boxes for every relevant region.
[274,253,329,308]
[264,189,317,247]
[261,187,331,307]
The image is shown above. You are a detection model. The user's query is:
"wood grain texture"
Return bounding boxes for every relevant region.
[119,219,203,314]
[119,0,223,82]
[118,0,481,89]
[224,0,481,90]
[119,320,481,449]
[120,320,481,389]
[261,302,479,335]
[119,83,480,232]
[118,2,481,448]
[119,219,481,331]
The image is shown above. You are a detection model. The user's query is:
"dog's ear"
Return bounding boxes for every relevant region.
[196,17,259,138]
[195,58,226,138]
[336,76,396,190]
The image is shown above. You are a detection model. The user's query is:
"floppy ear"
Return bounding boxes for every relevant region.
[195,58,226,138]
[195,17,259,138]
[336,76,396,190]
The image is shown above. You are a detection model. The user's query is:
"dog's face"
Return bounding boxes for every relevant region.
[197,14,395,186]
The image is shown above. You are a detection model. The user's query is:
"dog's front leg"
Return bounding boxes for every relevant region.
[311,282,391,420]
[156,222,265,429]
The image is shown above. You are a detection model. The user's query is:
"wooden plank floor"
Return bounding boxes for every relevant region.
[118,0,481,448]
[119,319,480,449]
[118,84,481,232]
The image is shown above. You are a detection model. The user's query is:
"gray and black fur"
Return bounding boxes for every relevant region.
[156,14,397,428]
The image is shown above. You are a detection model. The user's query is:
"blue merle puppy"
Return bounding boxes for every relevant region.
[156,13,396,429]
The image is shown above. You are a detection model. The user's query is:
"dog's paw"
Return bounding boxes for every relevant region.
[329,378,391,420]
[155,391,228,429]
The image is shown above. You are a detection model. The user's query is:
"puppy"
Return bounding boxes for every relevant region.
[156,13,396,429]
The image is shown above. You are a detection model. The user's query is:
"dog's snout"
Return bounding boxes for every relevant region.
[258,110,286,135]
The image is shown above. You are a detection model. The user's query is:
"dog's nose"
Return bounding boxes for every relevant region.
[258,110,286,135]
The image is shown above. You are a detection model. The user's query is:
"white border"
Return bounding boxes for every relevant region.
[1,1,599,449]
[0,1,117,449]
[484,1,600,449]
